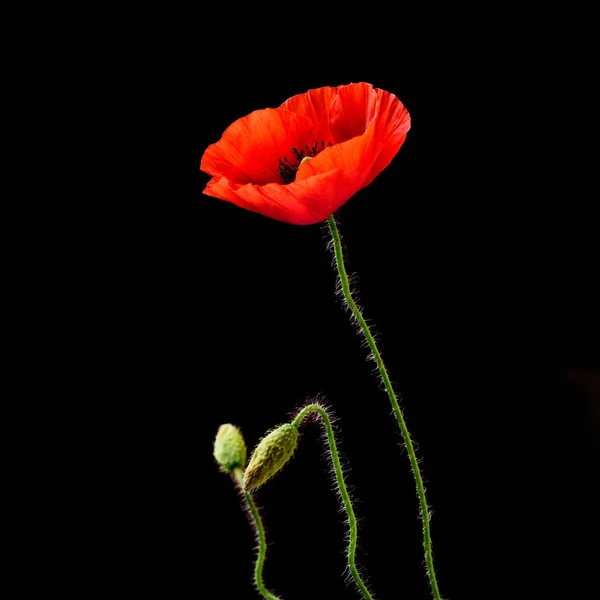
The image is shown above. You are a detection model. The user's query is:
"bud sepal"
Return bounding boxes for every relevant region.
[243,423,299,491]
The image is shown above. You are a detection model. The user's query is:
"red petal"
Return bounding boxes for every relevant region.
[200,108,316,185]
[295,85,411,193]
[365,88,411,186]
[279,86,338,142]
[329,82,380,143]
[204,168,351,225]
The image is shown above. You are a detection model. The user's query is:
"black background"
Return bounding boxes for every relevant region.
[84,18,599,600]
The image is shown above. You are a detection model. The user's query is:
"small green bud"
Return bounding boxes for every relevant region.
[243,423,299,491]
[213,424,247,473]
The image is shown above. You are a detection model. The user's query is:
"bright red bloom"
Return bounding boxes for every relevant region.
[200,82,411,225]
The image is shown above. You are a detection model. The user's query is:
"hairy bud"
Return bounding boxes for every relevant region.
[243,423,299,491]
[213,424,247,473]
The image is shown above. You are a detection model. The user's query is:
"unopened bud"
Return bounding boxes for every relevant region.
[243,423,299,491]
[214,424,247,473]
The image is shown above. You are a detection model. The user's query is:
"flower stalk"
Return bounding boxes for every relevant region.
[232,468,283,600]
[326,214,442,600]
[292,402,375,600]
[213,424,283,600]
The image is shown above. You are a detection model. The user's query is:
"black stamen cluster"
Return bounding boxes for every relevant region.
[277,141,333,184]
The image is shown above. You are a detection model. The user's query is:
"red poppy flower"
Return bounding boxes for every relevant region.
[200,82,411,225]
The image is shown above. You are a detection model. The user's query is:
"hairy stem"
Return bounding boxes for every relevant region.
[326,214,442,600]
[232,468,283,600]
[293,403,375,600]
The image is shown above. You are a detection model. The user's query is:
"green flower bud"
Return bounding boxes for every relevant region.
[213,424,247,473]
[243,423,299,491]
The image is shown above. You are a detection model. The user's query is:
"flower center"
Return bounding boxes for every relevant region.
[277,141,332,184]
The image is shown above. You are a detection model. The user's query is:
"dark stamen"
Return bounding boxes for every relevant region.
[277,140,333,184]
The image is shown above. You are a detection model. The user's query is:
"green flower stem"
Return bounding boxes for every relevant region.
[326,214,442,600]
[232,468,283,600]
[292,403,374,600]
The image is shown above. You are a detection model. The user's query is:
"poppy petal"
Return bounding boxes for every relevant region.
[295,87,410,193]
[201,108,316,186]
[204,168,350,225]
[366,89,411,185]
[279,86,338,143]
[329,82,380,143]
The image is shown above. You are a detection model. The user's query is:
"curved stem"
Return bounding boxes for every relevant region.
[293,404,375,600]
[326,214,442,600]
[232,468,283,600]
